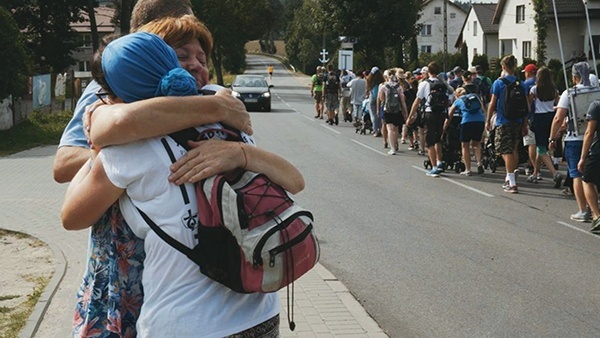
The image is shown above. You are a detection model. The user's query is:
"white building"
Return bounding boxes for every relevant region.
[492,0,600,64]
[417,0,468,55]
[455,3,499,65]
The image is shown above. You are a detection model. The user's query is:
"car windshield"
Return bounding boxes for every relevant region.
[234,77,266,87]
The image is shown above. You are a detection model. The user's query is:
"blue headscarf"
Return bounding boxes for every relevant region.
[102,32,197,103]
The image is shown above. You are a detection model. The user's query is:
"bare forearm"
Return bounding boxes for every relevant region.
[53,146,91,183]
[242,143,305,194]
[90,95,251,148]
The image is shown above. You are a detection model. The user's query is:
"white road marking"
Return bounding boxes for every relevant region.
[321,124,341,134]
[556,221,599,239]
[411,165,495,198]
[351,139,387,156]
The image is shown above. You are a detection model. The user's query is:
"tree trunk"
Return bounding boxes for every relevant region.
[87,0,99,52]
[120,0,131,34]
[212,47,224,86]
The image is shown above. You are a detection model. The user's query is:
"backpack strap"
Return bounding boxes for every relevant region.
[499,77,511,87]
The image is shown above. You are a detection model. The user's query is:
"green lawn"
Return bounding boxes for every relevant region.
[0,111,72,156]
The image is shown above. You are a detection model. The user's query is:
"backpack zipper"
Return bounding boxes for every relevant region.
[268,223,314,267]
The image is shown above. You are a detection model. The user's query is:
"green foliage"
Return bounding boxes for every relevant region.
[192,0,280,83]
[285,0,422,73]
[533,0,548,64]
[2,0,87,73]
[0,7,30,98]
[0,111,72,156]
[471,54,489,72]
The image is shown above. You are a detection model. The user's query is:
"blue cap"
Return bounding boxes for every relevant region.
[102,32,197,103]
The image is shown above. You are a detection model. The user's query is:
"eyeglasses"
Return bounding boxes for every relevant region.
[96,90,109,104]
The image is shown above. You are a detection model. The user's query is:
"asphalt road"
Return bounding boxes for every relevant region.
[243,54,600,337]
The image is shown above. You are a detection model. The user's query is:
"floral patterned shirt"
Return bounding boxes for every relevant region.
[72,203,145,338]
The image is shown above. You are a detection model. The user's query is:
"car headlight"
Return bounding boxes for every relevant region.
[262,92,271,98]
[232,91,241,98]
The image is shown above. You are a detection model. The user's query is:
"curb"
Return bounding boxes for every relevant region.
[20,242,68,338]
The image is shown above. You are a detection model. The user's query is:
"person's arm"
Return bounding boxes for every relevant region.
[168,139,305,194]
[444,105,457,132]
[61,158,124,230]
[400,90,409,121]
[578,119,597,172]
[550,107,567,141]
[408,97,421,123]
[89,90,253,148]
[377,87,385,115]
[53,147,92,183]
[485,94,498,131]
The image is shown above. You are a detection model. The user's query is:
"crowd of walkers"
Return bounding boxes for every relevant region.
[309,55,600,235]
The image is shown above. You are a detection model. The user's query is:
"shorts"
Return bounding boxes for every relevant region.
[424,112,445,147]
[324,93,339,111]
[582,154,600,186]
[564,140,583,178]
[532,111,554,147]
[384,112,404,127]
[523,128,536,146]
[460,122,484,143]
[495,122,521,155]
[313,91,323,103]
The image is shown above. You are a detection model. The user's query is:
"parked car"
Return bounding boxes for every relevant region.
[231,75,273,112]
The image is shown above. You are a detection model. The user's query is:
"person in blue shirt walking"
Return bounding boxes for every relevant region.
[445,87,486,175]
[485,55,528,193]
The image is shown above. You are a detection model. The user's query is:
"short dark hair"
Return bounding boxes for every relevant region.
[427,62,440,76]
[91,34,121,98]
[130,0,193,31]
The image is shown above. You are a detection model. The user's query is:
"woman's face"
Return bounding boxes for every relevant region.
[174,39,209,89]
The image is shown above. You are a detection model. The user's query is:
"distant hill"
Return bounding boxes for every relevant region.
[245,40,287,57]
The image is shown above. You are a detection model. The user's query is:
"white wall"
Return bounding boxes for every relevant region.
[417,0,467,55]
[496,0,535,61]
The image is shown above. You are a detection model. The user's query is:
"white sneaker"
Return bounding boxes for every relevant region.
[387,149,396,155]
[460,170,472,176]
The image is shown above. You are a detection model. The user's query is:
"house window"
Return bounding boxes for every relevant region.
[434,7,441,15]
[516,5,525,23]
[420,24,432,36]
[80,34,91,47]
[450,13,456,19]
[474,48,478,56]
[420,45,432,54]
[473,21,478,36]
[523,41,532,59]
[78,61,91,72]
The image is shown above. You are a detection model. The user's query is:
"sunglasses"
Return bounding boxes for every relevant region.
[96,90,110,104]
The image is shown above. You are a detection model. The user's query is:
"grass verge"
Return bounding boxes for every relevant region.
[0,111,72,157]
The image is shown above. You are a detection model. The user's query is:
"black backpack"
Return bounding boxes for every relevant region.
[384,83,401,114]
[427,78,449,113]
[500,78,529,120]
[325,73,339,94]
[460,93,483,114]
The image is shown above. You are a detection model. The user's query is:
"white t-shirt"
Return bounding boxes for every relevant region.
[557,84,597,142]
[99,125,278,338]
[347,77,366,104]
[529,85,555,114]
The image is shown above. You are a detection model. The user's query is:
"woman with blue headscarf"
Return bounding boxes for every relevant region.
[62,32,303,337]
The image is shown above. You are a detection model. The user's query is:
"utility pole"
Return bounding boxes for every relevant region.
[443,0,448,72]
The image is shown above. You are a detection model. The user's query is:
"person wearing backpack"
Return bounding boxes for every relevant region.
[310,66,325,119]
[551,61,596,222]
[485,55,529,193]
[474,65,492,104]
[324,65,341,125]
[408,61,449,177]
[62,31,305,337]
[367,67,385,137]
[444,87,485,175]
[377,71,409,155]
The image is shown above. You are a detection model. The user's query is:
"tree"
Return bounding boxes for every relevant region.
[0,6,30,98]
[191,0,275,84]
[533,0,548,64]
[2,0,87,73]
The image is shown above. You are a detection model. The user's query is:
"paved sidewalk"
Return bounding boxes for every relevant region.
[0,146,387,338]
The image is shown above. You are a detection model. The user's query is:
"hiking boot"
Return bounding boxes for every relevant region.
[570,210,592,223]
[477,164,484,175]
[553,172,563,189]
[590,217,600,234]
[503,185,519,193]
